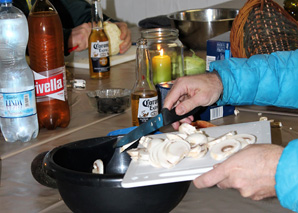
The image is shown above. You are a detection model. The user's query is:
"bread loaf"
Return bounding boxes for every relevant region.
[103,22,123,56]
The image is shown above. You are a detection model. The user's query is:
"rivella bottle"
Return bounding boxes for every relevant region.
[28,0,70,130]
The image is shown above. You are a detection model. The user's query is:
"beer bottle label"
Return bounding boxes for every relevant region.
[90,41,110,73]
[0,89,37,118]
[137,96,159,124]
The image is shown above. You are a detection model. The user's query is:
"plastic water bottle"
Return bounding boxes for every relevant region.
[0,0,39,142]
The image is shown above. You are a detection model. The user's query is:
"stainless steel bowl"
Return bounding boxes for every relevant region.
[168,8,239,50]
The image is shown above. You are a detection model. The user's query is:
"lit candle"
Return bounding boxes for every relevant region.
[152,49,171,85]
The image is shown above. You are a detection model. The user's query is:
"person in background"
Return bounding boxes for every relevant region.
[13,0,131,56]
[163,50,298,212]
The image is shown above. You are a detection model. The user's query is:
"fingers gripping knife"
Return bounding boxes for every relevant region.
[115,106,204,148]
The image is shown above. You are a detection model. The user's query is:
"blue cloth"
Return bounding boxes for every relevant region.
[275,139,298,212]
[210,50,298,212]
[107,127,162,136]
[210,50,298,109]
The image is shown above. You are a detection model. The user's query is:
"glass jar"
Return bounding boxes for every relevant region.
[141,28,184,85]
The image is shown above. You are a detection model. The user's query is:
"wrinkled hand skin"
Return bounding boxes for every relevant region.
[68,21,131,54]
[68,22,92,51]
[115,22,131,54]
[194,144,284,200]
[163,72,223,130]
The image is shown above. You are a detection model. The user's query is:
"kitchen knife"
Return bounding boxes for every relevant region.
[114,106,204,148]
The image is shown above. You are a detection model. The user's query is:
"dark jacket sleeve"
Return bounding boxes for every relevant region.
[53,0,118,55]
[13,0,116,56]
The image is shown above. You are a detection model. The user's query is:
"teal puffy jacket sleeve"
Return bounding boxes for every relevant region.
[275,139,298,212]
[210,50,298,109]
[209,50,298,212]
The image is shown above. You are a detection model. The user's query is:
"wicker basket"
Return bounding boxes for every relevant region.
[230,0,298,58]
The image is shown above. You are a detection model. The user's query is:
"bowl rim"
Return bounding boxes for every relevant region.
[43,136,125,188]
[167,8,239,22]
[86,88,131,98]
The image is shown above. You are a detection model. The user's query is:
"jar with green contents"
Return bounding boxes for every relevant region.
[141,28,184,85]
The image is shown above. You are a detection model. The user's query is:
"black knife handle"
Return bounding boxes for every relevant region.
[161,106,204,126]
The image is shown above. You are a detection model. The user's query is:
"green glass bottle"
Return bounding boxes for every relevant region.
[284,0,298,21]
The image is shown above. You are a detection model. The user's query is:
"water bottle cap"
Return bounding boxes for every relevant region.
[0,0,12,3]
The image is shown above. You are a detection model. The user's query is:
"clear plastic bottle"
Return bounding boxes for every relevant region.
[131,38,159,126]
[0,0,39,142]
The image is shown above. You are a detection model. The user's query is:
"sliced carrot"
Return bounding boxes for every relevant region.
[191,120,216,129]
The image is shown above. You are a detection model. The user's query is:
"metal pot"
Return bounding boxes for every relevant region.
[35,136,190,213]
[168,8,239,50]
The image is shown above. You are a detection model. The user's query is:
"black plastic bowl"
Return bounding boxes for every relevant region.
[43,136,191,213]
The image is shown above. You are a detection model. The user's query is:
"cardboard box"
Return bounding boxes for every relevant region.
[204,32,235,121]
[197,105,235,121]
[206,31,231,71]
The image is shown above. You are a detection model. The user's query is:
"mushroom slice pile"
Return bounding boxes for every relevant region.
[145,138,191,168]
[126,123,257,168]
[127,124,208,168]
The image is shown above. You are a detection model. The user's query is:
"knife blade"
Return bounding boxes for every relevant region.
[114,106,204,148]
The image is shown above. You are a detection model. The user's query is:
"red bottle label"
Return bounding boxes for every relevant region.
[33,66,66,102]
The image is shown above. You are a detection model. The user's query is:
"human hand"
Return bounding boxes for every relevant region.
[115,22,131,54]
[68,23,92,52]
[194,144,283,200]
[163,72,223,130]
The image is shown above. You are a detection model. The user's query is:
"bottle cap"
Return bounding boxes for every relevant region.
[0,0,12,3]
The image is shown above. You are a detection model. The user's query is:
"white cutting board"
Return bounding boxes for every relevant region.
[65,45,137,68]
[122,121,271,188]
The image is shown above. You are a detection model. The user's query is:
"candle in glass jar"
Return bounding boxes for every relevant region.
[152,49,171,85]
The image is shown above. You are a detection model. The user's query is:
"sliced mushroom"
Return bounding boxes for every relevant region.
[127,148,149,161]
[120,139,138,152]
[188,144,207,158]
[157,140,175,168]
[147,138,164,152]
[177,133,188,140]
[207,131,236,149]
[149,141,165,168]
[178,123,198,135]
[92,159,104,174]
[210,139,241,161]
[139,136,152,148]
[231,134,256,144]
[185,132,208,147]
[166,133,185,141]
[164,139,191,165]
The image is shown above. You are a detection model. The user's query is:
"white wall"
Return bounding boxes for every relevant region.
[100,0,284,27]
